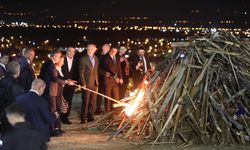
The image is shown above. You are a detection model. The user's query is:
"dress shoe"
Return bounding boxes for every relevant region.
[95,110,102,115]
[87,118,95,123]
[58,129,65,134]
[62,120,72,125]
[80,119,86,124]
[50,130,62,137]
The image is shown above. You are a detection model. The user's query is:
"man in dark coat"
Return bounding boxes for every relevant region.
[61,47,78,124]
[16,48,36,92]
[95,44,110,115]
[2,103,47,150]
[101,46,123,112]
[0,54,9,79]
[16,79,56,142]
[0,61,24,134]
[131,46,151,89]
[40,49,74,136]
[79,43,99,124]
[40,49,73,103]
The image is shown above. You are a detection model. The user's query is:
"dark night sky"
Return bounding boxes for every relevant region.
[1,0,249,19]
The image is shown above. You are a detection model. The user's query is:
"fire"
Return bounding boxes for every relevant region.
[124,89,145,117]
[129,89,138,97]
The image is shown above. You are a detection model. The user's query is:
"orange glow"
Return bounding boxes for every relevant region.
[129,89,138,97]
[124,89,145,117]
[144,80,149,85]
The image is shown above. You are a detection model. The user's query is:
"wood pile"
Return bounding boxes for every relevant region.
[89,32,250,148]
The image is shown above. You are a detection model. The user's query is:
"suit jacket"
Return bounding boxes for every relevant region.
[132,55,151,79]
[97,54,106,77]
[0,74,24,113]
[61,56,78,81]
[39,59,66,99]
[119,55,130,80]
[2,122,47,150]
[16,91,55,142]
[16,56,36,92]
[79,55,99,88]
[102,53,123,79]
[0,64,7,79]
[50,69,65,97]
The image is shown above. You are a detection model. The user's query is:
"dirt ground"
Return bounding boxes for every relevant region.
[48,94,250,150]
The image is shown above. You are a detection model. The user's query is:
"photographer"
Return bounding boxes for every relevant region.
[118,46,130,99]
[131,46,151,90]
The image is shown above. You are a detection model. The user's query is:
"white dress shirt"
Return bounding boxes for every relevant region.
[30,89,40,96]
[56,67,64,77]
[142,56,147,73]
[0,63,6,70]
[66,56,73,72]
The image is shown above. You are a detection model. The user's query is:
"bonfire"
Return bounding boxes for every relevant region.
[76,32,250,149]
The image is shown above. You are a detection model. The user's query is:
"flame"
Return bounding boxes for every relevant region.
[124,89,145,117]
[129,89,138,97]
[144,80,149,85]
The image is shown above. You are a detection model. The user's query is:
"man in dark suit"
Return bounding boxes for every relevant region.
[16,79,56,142]
[39,49,74,135]
[0,61,24,134]
[95,43,110,115]
[102,46,123,112]
[2,103,47,150]
[16,48,36,92]
[131,46,151,90]
[40,49,73,103]
[61,47,78,124]
[0,54,9,79]
[79,43,99,124]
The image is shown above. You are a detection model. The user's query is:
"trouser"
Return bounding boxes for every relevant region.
[105,83,120,112]
[50,96,62,130]
[61,85,75,121]
[96,76,105,113]
[80,86,97,122]
[119,77,129,99]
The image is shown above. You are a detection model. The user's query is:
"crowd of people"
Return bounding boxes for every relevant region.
[0,42,152,149]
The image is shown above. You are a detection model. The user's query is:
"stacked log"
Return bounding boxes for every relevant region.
[90,32,250,148]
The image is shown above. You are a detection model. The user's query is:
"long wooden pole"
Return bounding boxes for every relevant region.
[73,84,126,105]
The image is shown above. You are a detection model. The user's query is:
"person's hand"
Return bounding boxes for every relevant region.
[119,79,123,84]
[115,77,120,84]
[54,111,59,118]
[106,72,111,77]
[136,61,143,70]
[150,66,155,74]
[66,80,75,86]
[82,85,87,89]
[120,57,125,62]
[69,79,77,85]
[69,79,77,84]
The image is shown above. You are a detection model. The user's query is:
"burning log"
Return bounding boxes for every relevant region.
[88,32,250,147]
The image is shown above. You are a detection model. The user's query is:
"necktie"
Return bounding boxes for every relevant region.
[140,57,144,68]
[90,57,95,67]
[113,56,116,65]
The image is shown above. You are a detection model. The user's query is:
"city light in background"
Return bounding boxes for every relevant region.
[0,0,249,74]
